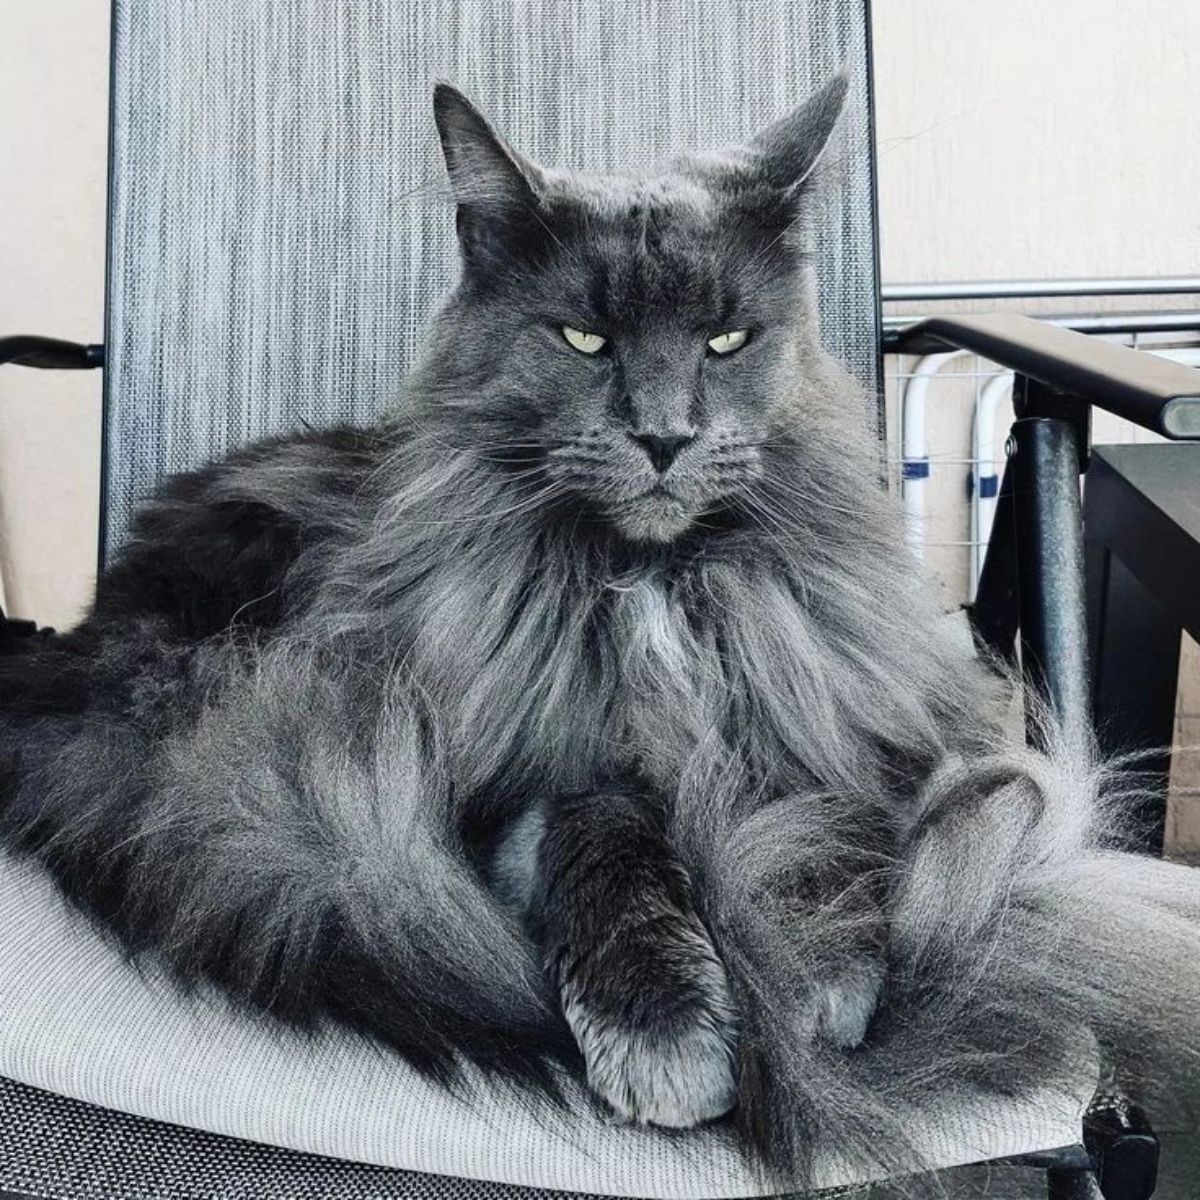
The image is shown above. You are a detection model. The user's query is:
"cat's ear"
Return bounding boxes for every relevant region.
[433,84,546,267]
[749,72,850,195]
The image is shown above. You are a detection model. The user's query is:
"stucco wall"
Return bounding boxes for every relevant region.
[873,0,1200,282]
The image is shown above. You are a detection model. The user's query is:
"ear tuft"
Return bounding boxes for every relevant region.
[750,72,851,194]
[432,83,543,215]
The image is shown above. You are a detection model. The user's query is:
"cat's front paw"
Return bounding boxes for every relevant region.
[560,922,739,1128]
[569,1000,739,1128]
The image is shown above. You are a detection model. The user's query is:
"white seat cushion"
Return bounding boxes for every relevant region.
[0,851,1094,1198]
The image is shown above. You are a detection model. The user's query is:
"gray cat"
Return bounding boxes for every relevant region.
[3,77,1199,1184]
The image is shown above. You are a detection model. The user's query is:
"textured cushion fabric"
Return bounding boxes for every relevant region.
[102,0,882,560]
[0,852,1095,1198]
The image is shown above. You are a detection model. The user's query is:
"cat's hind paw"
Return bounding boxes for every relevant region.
[814,955,885,1049]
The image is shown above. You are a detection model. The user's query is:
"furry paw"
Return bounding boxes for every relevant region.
[814,955,885,1049]
[561,924,739,1128]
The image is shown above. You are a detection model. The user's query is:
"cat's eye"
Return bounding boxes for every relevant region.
[561,326,608,355]
[707,329,750,356]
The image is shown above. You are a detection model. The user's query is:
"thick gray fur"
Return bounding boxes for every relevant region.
[3,75,1200,1187]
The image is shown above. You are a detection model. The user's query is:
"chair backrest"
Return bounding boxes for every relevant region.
[103,0,879,558]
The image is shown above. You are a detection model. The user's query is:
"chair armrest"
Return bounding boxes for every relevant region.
[0,336,104,370]
[0,613,53,653]
[891,313,1200,440]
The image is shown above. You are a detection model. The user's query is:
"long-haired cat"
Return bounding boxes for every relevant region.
[3,77,1199,1184]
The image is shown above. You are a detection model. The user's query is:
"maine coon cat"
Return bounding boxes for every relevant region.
[3,77,1200,1184]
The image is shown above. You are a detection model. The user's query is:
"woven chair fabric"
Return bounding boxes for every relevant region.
[0,1077,616,1200]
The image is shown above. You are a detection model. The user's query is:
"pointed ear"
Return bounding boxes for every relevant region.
[432,84,545,266]
[749,72,850,194]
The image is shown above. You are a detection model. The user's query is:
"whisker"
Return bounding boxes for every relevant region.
[728,489,802,555]
[398,484,570,529]
[758,478,875,520]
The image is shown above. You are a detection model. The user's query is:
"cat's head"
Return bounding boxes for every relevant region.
[421,77,850,545]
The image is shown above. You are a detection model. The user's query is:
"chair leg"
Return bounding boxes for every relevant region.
[1085,1095,1161,1199]
[1047,1167,1101,1199]
[1086,546,1179,853]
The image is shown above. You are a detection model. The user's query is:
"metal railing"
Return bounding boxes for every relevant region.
[881,277,1200,351]
[882,276,1200,303]
[882,279,1200,604]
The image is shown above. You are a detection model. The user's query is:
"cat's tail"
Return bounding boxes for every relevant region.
[0,634,575,1095]
[685,735,1200,1188]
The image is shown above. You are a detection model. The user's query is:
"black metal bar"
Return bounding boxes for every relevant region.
[967,462,1020,665]
[884,308,1200,347]
[887,313,1200,439]
[1083,447,1194,854]
[1087,553,1177,852]
[883,276,1200,303]
[1010,379,1092,745]
[0,336,104,370]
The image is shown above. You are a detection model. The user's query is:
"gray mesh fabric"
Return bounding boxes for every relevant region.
[0,1078,1082,1200]
[0,1077,616,1200]
[103,0,880,557]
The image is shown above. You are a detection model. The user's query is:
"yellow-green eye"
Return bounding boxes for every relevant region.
[707,329,750,356]
[562,326,607,355]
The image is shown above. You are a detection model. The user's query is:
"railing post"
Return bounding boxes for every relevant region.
[1008,376,1092,747]
[968,462,1019,666]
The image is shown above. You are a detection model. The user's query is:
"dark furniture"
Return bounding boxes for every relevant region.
[1086,442,1200,851]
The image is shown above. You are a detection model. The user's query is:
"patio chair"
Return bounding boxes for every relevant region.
[2,1,1199,1197]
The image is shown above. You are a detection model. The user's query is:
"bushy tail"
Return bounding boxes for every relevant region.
[0,633,573,1092]
[683,734,1200,1189]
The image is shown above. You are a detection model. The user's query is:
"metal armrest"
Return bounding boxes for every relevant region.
[892,313,1200,440]
[0,336,104,370]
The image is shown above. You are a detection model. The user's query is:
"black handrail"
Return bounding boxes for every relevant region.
[891,313,1200,440]
[0,336,104,370]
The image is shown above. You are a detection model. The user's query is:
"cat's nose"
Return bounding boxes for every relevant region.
[630,432,694,473]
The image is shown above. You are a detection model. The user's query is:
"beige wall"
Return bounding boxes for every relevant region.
[2,2,1199,629]
[873,0,1200,281]
[0,4,108,629]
